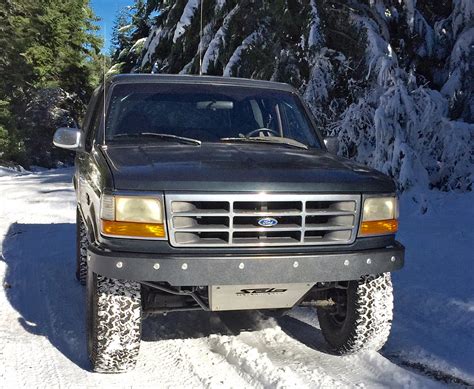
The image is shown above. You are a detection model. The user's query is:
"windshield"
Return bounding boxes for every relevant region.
[105,83,322,148]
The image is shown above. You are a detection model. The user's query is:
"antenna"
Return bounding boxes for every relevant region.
[103,23,107,145]
[199,0,203,75]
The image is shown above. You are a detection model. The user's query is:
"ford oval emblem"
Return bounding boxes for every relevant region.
[258,217,278,227]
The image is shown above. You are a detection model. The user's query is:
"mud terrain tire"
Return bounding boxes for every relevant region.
[87,271,142,373]
[317,273,393,354]
[76,208,88,285]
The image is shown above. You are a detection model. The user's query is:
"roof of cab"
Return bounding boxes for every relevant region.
[109,74,295,92]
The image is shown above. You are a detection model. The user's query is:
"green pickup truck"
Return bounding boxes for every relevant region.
[53,74,404,373]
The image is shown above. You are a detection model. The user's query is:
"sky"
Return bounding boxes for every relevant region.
[90,0,133,52]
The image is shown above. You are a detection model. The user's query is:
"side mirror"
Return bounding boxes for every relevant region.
[53,127,84,151]
[324,136,339,154]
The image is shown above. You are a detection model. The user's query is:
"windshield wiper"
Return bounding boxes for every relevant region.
[112,132,201,146]
[220,136,308,150]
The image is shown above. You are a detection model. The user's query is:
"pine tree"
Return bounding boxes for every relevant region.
[109,1,151,73]
[0,0,102,167]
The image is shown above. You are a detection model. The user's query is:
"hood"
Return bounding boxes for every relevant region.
[102,143,394,193]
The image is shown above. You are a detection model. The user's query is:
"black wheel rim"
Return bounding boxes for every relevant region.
[326,282,349,328]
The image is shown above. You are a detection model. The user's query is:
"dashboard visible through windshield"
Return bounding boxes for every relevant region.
[105,83,322,149]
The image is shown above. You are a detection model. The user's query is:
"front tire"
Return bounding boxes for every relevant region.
[86,271,142,373]
[317,273,393,354]
[76,208,88,285]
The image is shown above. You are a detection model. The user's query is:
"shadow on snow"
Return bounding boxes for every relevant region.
[1,221,328,372]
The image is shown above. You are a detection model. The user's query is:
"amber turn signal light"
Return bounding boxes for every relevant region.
[101,220,166,238]
[359,219,398,236]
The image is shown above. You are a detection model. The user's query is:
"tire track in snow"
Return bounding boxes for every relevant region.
[237,315,444,389]
[212,310,443,388]
[136,312,256,388]
[208,311,350,388]
[135,339,211,387]
[141,337,256,388]
[208,334,309,388]
[178,338,256,387]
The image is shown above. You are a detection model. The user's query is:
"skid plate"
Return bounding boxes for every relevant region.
[209,283,314,311]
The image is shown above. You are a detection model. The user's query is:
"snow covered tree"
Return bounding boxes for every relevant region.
[109,1,153,74]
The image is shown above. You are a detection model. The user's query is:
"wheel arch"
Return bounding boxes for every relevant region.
[78,203,99,244]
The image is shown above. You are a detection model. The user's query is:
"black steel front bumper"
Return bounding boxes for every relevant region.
[87,242,405,285]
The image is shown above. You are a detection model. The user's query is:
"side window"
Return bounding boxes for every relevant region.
[85,91,103,151]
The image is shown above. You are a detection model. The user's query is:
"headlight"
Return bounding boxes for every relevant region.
[100,195,166,239]
[358,196,398,237]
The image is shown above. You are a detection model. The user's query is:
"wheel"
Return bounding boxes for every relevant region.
[86,270,142,373]
[76,208,88,285]
[317,273,393,354]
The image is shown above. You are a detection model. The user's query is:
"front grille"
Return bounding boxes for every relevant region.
[165,194,360,247]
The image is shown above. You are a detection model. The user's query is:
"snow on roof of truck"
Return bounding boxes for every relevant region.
[109,74,295,92]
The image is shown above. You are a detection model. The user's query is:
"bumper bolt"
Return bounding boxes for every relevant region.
[239,262,245,269]
[116,261,123,269]
[367,258,372,264]
[293,261,299,268]
[153,263,160,270]
[391,256,396,262]
[181,263,188,270]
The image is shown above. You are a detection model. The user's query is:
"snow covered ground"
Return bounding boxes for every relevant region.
[385,190,474,385]
[0,167,472,388]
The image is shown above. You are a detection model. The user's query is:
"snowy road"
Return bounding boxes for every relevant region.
[0,168,471,388]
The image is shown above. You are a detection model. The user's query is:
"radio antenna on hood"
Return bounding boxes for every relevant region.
[102,23,107,145]
[199,0,204,76]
